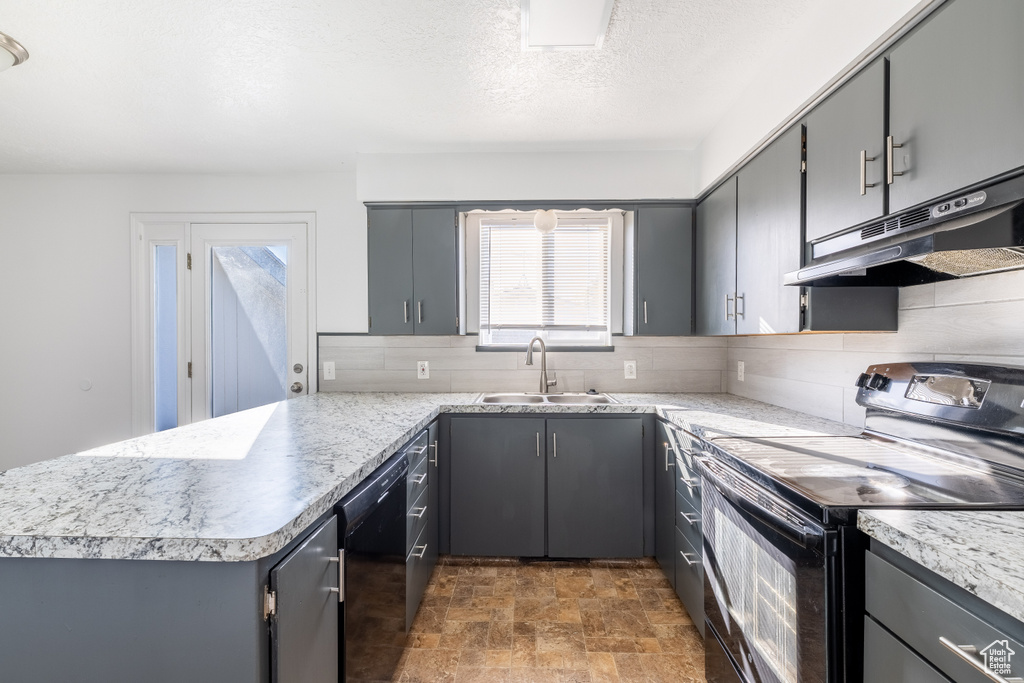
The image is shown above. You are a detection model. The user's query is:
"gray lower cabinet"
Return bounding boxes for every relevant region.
[547,418,644,558]
[865,545,1024,683]
[449,416,643,559]
[270,515,340,683]
[805,59,886,244]
[696,177,738,336]
[635,206,694,336]
[367,206,457,335]
[405,426,439,630]
[654,421,677,586]
[449,417,547,557]
[888,0,1024,214]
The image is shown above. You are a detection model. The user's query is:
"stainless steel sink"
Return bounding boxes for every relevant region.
[477,392,616,405]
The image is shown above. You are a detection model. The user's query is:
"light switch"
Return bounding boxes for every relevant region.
[323,361,336,381]
[417,361,429,379]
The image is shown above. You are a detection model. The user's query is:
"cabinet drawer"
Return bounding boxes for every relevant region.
[406,524,436,631]
[864,615,951,683]
[407,487,430,550]
[865,550,1024,683]
[675,490,701,551]
[675,460,701,511]
[674,528,704,638]
[407,455,429,506]
[405,430,430,469]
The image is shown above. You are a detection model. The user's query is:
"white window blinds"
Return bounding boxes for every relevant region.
[479,216,611,346]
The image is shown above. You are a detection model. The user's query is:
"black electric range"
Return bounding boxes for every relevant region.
[697,362,1024,683]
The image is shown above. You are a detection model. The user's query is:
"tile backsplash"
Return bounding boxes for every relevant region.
[727,269,1024,427]
[318,335,727,394]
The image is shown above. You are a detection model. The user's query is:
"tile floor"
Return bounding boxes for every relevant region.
[394,557,705,683]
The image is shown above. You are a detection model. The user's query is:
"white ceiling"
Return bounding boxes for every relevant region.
[0,1,902,173]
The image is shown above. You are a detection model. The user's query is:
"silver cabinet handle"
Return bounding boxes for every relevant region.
[411,473,426,485]
[663,442,675,472]
[328,552,344,603]
[860,149,877,196]
[680,511,700,526]
[939,637,1024,683]
[887,135,904,185]
[680,475,700,492]
[735,293,745,320]
[643,300,648,325]
[536,432,540,457]
[412,544,428,559]
[679,551,699,566]
[417,300,423,324]
[725,294,734,321]
[429,440,438,467]
[410,506,427,519]
[403,300,409,324]
[552,433,557,458]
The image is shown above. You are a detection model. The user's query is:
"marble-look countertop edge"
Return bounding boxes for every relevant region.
[0,393,852,563]
[858,510,1024,624]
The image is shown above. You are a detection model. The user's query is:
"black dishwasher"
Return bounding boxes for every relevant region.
[335,451,408,682]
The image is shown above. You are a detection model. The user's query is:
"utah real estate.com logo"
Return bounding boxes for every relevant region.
[981,639,1015,677]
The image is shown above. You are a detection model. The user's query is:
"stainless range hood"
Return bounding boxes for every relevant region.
[786,173,1024,286]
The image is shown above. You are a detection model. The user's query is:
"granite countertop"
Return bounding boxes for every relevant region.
[858,510,1024,623]
[0,392,852,563]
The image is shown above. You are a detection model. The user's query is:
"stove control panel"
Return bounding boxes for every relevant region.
[856,372,891,392]
[906,374,990,409]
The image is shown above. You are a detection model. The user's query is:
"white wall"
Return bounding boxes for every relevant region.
[0,172,360,469]
[694,0,930,193]
[727,270,1024,427]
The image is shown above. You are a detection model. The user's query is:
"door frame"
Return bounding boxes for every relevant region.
[130,212,318,437]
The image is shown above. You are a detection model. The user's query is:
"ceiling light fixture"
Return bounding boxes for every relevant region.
[521,0,615,51]
[534,210,559,233]
[0,31,29,72]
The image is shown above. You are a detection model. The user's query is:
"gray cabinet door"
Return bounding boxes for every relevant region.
[736,126,803,335]
[805,59,886,242]
[547,418,644,558]
[427,420,440,561]
[450,417,547,557]
[654,422,676,587]
[270,515,339,683]
[367,208,414,335]
[889,0,1024,212]
[412,208,458,335]
[696,177,737,336]
[635,206,693,336]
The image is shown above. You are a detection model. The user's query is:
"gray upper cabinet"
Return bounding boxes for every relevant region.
[367,206,457,335]
[735,126,803,335]
[888,0,1024,213]
[546,418,644,558]
[635,206,693,336]
[696,177,738,336]
[449,417,547,557]
[270,515,339,683]
[805,59,886,243]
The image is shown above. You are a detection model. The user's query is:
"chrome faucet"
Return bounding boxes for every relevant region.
[524,336,557,394]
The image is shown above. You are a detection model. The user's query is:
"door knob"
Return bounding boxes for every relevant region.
[290,382,304,393]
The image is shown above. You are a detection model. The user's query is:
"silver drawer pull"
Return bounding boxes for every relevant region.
[411,473,427,485]
[403,300,409,324]
[536,432,540,457]
[859,149,877,196]
[552,433,557,458]
[328,552,344,603]
[412,544,428,559]
[417,300,423,324]
[679,511,699,526]
[939,637,1024,683]
[679,551,699,567]
[429,440,438,466]
[410,506,427,519]
[663,442,675,471]
[680,476,700,491]
[887,135,905,184]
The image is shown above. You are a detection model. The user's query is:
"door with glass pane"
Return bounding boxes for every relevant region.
[190,224,308,422]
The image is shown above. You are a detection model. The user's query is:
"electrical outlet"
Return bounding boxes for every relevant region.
[624,360,637,380]
[737,360,745,382]
[322,361,336,381]
[417,361,430,379]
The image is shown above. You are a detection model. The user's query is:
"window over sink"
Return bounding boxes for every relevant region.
[464,209,625,348]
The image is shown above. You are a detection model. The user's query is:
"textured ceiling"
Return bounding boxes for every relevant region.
[1,0,864,172]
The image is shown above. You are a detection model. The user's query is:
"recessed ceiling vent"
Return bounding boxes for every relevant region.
[521,0,615,51]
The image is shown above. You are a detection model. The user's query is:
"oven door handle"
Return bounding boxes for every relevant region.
[702,463,825,551]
